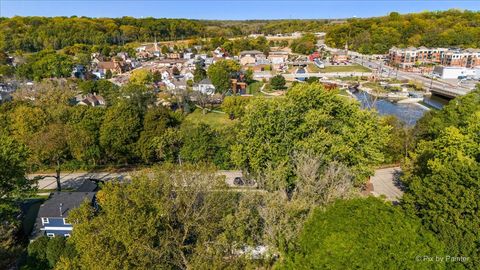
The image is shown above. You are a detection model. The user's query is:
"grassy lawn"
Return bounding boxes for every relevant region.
[307,64,322,73]
[185,109,236,129]
[321,64,371,73]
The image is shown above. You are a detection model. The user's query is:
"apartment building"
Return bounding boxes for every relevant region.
[388,47,480,68]
[440,49,480,67]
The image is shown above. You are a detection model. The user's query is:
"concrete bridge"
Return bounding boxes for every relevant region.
[428,85,471,99]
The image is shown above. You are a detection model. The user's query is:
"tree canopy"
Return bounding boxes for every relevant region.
[325,10,480,54]
[56,165,245,269]
[280,197,445,269]
[232,83,390,187]
[0,135,30,269]
[402,87,480,269]
[207,59,240,94]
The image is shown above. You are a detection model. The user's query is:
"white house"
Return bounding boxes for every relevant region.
[193,78,215,95]
[183,52,194,59]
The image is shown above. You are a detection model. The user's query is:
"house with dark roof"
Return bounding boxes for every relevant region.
[34,191,96,237]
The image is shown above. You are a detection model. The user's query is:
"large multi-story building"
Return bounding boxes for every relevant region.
[388,47,480,69]
[440,49,480,67]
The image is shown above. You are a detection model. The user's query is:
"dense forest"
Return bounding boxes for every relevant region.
[2,10,480,54]
[325,10,480,54]
[0,16,328,53]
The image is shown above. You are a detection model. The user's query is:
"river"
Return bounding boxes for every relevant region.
[352,91,447,125]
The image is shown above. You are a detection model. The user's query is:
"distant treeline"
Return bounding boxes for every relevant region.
[1,10,480,54]
[325,10,480,54]
[0,16,329,53]
[0,17,204,52]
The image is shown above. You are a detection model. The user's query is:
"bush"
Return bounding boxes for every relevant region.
[269,75,286,90]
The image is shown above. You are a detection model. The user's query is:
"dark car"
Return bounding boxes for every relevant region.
[233,177,245,186]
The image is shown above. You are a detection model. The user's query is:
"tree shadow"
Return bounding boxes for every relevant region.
[392,169,406,192]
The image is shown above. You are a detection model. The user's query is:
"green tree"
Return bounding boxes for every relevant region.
[16,51,74,81]
[99,101,143,162]
[280,197,445,269]
[179,123,219,164]
[29,123,69,190]
[66,107,105,166]
[136,106,180,163]
[129,69,153,85]
[269,75,286,90]
[152,70,162,83]
[193,63,207,83]
[0,135,30,269]
[381,115,413,163]
[46,236,69,267]
[58,165,237,269]
[290,34,316,55]
[207,59,240,94]
[105,69,112,79]
[0,135,30,199]
[233,83,389,186]
[24,236,75,270]
[161,45,169,54]
[8,105,48,144]
[24,236,50,270]
[222,96,250,119]
[402,89,480,269]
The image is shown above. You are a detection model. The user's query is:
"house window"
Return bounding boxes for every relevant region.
[63,218,70,225]
[41,218,49,224]
[46,233,55,238]
[64,234,71,238]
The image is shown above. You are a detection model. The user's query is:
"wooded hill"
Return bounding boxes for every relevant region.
[2,9,479,54]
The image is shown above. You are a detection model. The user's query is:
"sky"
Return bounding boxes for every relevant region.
[1,1,479,20]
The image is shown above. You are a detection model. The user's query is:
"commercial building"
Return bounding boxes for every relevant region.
[432,66,479,79]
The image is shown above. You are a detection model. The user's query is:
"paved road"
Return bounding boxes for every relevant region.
[29,170,248,190]
[29,172,131,190]
[369,167,404,202]
[31,168,402,202]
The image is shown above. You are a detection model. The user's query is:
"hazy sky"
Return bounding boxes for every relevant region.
[1,1,479,20]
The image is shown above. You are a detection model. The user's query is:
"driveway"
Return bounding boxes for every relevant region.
[370,167,404,202]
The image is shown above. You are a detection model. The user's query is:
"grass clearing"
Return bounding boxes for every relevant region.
[185,109,236,129]
[321,64,371,73]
